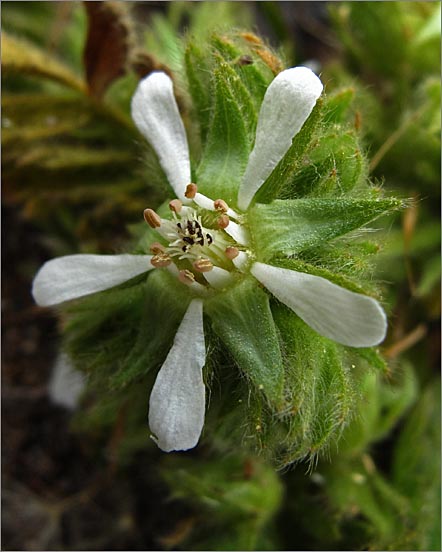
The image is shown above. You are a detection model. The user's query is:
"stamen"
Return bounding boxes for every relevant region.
[169,199,182,213]
[144,208,161,228]
[217,214,230,229]
[185,183,198,199]
[151,253,172,268]
[149,242,165,254]
[178,269,196,285]
[225,246,239,260]
[214,199,229,213]
[193,258,213,273]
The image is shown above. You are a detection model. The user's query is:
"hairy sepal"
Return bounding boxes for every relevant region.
[205,277,284,407]
[249,197,402,261]
[195,58,253,204]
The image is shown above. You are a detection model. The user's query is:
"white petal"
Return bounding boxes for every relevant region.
[194,192,215,211]
[149,299,206,452]
[224,220,249,245]
[32,254,154,306]
[203,266,233,289]
[131,72,191,200]
[251,262,387,347]
[232,251,249,272]
[237,67,323,211]
[49,353,86,410]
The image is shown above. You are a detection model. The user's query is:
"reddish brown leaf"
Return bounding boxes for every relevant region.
[83,1,132,98]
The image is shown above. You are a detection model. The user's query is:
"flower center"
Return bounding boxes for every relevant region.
[143,184,249,290]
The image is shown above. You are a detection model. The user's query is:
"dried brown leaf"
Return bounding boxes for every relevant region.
[83,1,133,98]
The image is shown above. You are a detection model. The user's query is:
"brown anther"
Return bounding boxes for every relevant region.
[178,269,195,285]
[169,199,182,213]
[150,253,172,268]
[214,199,229,212]
[149,242,165,254]
[143,208,161,228]
[193,258,213,273]
[185,183,198,199]
[217,214,230,229]
[225,246,239,260]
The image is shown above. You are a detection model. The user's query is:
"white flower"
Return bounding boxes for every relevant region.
[32,68,387,453]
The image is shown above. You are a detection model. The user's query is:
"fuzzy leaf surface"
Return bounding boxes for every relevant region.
[205,277,284,406]
[272,305,353,463]
[249,197,402,261]
[195,60,252,204]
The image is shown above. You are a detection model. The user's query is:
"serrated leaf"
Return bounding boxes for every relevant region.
[2,32,85,91]
[205,277,284,406]
[249,197,402,261]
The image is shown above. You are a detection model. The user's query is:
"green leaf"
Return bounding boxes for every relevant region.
[323,456,409,542]
[249,197,402,261]
[205,277,284,406]
[338,363,418,456]
[195,59,253,204]
[161,455,283,551]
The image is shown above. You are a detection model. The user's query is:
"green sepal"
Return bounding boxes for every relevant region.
[272,304,354,463]
[289,130,367,198]
[351,346,388,374]
[108,270,191,389]
[195,58,253,204]
[249,197,402,261]
[184,41,213,142]
[63,269,191,390]
[210,33,272,111]
[323,87,356,124]
[205,277,284,406]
